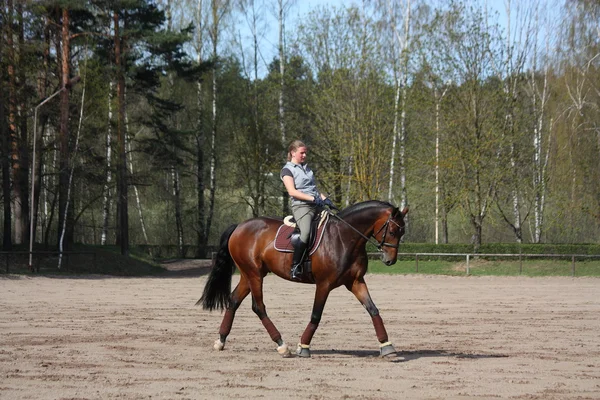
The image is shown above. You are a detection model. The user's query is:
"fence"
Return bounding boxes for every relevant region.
[0,251,97,274]
[368,252,600,277]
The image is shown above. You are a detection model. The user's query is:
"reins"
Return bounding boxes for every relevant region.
[325,208,400,252]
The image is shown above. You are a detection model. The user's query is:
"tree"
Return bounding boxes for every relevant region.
[93,0,192,255]
[383,0,412,210]
[434,1,505,249]
[0,4,12,249]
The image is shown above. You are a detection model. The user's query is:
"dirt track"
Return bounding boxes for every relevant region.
[1,261,599,399]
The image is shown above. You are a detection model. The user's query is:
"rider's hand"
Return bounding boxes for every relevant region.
[314,196,325,208]
[324,198,338,210]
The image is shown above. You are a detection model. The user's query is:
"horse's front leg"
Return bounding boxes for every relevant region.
[347,277,397,357]
[297,283,331,358]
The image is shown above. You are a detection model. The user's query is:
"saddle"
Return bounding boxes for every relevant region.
[274,210,329,256]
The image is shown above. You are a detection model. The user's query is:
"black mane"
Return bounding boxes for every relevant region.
[336,200,395,219]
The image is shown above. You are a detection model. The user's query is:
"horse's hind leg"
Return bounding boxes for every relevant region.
[248,276,292,357]
[347,277,397,357]
[214,275,251,351]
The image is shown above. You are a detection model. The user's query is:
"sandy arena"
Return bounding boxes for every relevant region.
[1,260,599,399]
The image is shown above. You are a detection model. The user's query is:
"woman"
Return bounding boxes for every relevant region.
[280,140,333,280]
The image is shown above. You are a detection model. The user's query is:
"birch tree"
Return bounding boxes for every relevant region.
[101,80,113,245]
[384,0,411,210]
[528,4,553,243]
[276,0,295,214]
[205,0,231,241]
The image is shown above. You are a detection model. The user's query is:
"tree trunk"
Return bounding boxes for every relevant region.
[16,3,29,244]
[387,0,410,210]
[43,127,58,248]
[31,16,51,248]
[0,6,12,250]
[471,215,482,252]
[59,60,86,268]
[58,7,74,249]
[114,10,129,256]
[172,167,184,257]
[6,0,21,245]
[194,0,207,258]
[102,81,113,245]
[531,9,550,244]
[126,109,149,245]
[278,0,289,215]
[206,51,217,244]
[434,85,449,244]
[206,0,223,246]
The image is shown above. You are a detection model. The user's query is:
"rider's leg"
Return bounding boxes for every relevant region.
[290,203,314,279]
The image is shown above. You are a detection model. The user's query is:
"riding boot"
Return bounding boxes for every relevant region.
[290,240,308,280]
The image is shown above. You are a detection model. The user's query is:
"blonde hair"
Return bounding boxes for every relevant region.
[287,140,307,161]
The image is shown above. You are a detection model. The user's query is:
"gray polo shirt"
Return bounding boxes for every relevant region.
[280,161,319,205]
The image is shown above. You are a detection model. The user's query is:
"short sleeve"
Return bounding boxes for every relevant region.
[280,168,293,180]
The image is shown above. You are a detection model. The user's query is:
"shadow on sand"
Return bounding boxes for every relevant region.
[310,348,509,362]
[157,259,213,278]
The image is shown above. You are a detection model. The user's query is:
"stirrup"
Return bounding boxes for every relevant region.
[291,264,303,280]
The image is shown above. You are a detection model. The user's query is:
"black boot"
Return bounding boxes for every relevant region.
[290,240,308,281]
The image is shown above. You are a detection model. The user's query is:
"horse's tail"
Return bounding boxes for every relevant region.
[197,224,238,311]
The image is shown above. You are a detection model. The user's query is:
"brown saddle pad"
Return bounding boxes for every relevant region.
[274,213,329,255]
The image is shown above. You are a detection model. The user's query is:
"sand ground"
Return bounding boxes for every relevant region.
[1,260,599,399]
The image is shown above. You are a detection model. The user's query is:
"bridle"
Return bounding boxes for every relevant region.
[373,213,404,250]
[329,209,404,252]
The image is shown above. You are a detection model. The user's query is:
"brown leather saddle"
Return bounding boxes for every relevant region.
[274,210,329,257]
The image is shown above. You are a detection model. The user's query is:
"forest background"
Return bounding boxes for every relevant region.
[1,0,599,259]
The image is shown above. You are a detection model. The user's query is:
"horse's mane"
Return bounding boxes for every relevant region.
[336,200,394,219]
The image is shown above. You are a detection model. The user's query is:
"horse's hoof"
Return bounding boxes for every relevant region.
[213,339,225,351]
[296,343,311,358]
[379,342,397,357]
[277,343,292,357]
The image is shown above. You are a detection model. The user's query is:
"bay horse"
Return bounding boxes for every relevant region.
[198,200,408,358]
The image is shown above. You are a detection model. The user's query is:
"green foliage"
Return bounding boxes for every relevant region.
[2,0,600,253]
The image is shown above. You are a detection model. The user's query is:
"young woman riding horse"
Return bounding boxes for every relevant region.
[280,140,333,280]
[199,198,408,358]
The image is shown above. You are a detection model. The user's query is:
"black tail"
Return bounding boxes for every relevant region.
[196,224,238,311]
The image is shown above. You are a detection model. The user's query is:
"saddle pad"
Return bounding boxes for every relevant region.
[274,213,329,255]
[283,210,329,228]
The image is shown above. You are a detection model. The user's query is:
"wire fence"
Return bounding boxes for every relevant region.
[367,252,600,276]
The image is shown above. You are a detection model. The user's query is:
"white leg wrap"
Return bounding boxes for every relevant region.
[277,343,291,357]
[213,339,225,351]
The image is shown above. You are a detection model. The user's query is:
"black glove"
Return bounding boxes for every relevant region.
[324,198,338,210]
[314,196,325,208]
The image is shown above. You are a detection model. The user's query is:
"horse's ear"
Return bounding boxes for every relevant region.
[401,206,409,216]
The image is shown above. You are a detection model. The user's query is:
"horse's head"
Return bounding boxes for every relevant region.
[373,206,408,266]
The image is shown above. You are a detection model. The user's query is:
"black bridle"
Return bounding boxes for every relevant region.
[329,209,404,252]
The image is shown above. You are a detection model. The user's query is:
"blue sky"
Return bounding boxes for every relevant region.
[242,0,553,77]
